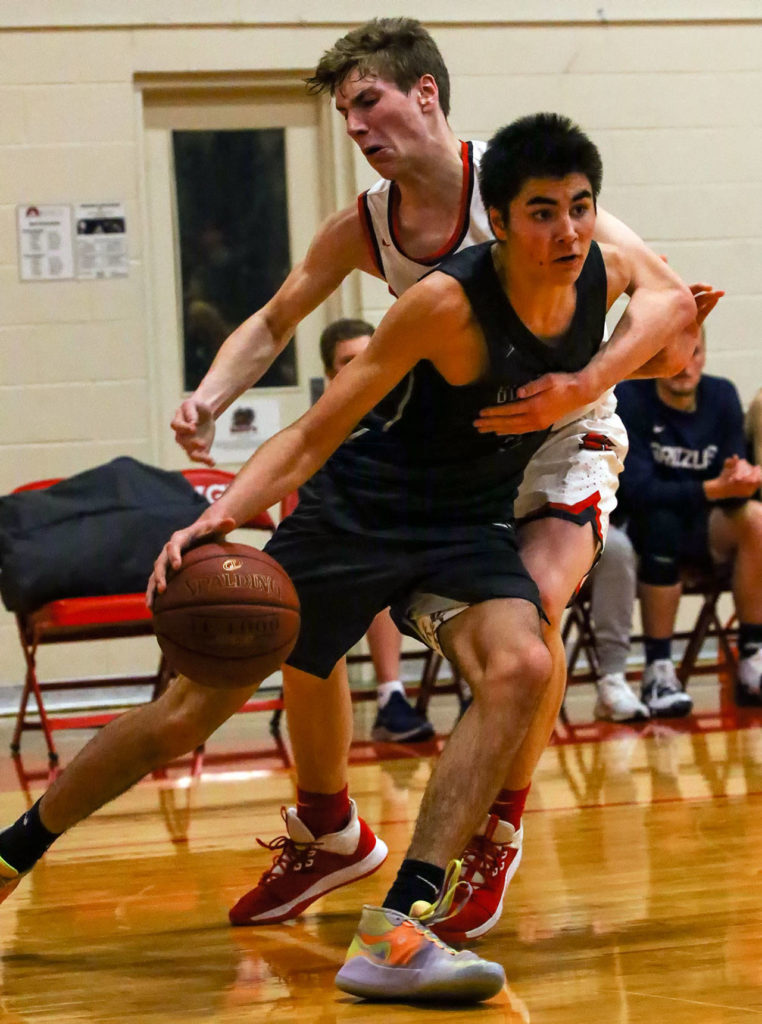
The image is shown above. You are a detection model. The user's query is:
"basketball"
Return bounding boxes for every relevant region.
[152,541,300,689]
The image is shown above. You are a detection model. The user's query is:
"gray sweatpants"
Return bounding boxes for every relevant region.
[589,524,637,677]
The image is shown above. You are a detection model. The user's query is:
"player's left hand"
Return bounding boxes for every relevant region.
[689,282,724,326]
[474,372,585,435]
[147,511,236,606]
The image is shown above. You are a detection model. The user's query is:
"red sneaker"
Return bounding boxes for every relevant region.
[432,815,523,942]
[229,799,388,926]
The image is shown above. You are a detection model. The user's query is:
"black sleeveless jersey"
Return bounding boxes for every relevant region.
[299,241,608,539]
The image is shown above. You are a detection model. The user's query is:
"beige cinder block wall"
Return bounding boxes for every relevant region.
[0,2,759,689]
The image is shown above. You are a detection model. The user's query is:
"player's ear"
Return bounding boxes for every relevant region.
[417,74,438,110]
[488,206,508,241]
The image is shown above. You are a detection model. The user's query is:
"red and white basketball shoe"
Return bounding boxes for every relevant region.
[431,814,523,943]
[229,799,387,926]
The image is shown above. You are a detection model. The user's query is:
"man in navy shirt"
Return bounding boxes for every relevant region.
[616,330,762,713]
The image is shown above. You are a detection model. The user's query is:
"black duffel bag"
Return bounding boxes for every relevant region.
[0,457,208,614]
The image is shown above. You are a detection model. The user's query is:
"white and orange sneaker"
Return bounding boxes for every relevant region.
[336,860,505,1003]
[229,800,387,926]
[432,815,523,943]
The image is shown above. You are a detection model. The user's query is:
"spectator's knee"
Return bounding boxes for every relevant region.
[603,524,635,565]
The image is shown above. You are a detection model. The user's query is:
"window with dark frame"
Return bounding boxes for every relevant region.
[173,129,297,391]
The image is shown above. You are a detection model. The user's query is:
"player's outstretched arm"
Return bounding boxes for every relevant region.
[150,276,459,600]
[171,204,376,465]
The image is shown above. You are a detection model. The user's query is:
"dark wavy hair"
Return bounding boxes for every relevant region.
[479,113,603,221]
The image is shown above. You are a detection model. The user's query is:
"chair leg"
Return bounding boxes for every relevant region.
[13,621,59,762]
[415,650,443,716]
[714,608,738,681]
[677,594,715,685]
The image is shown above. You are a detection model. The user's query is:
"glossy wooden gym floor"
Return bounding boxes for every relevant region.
[1,674,761,1024]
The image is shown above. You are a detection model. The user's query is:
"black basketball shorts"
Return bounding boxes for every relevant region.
[264,508,542,679]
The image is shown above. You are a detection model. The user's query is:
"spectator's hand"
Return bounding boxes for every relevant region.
[474,372,586,435]
[705,455,762,500]
[146,510,236,607]
[689,282,724,327]
[172,398,217,466]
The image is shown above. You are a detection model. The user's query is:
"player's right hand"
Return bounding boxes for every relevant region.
[172,398,217,466]
[147,510,236,606]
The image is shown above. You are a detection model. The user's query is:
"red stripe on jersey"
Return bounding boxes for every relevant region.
[357,192,385,278]
[388,139,473,264]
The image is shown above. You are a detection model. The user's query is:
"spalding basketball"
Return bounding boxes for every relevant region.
[152,541,300,689]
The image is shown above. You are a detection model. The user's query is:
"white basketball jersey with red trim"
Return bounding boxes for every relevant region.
[358,139,491,297]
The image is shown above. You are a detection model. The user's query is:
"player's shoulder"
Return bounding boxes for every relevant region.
[400,265,468,315]
[596,241,629,295]
[310,202,374,274]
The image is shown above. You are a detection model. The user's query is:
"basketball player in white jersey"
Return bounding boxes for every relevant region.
[169,19,717,938]
[0,25,718,940]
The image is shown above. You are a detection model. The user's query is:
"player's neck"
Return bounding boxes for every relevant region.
[391,131,467,260]
[495,247,577,345]
[394,130,462,211]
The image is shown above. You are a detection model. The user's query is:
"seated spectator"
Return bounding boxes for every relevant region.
[318,318,434,742]
[616,329,762,714]
[586,522,650,722]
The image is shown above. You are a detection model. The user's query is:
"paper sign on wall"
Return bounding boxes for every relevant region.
[210,397,281,462]
[17,205,74,280]
[75,202,128,279]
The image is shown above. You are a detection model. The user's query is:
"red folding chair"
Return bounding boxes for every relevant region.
[9,468,277,761]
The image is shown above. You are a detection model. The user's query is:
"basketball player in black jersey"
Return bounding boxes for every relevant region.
[141,114,708,1001]
[0,20,720,967]
[173,19,718,941]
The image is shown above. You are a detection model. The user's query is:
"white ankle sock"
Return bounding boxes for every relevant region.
[377,680,405,708]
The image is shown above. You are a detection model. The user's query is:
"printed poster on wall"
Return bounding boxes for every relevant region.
[210,397,281,462]
[17,204,74,280]
[75,202,128,279]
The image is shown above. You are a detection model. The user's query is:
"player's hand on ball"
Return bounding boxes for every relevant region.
[147,511,236,606]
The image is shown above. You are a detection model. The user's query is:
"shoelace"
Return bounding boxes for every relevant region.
[461,834,508,885]
[256,833,322,880]
[412,858,473,929]
[650,664,680,695]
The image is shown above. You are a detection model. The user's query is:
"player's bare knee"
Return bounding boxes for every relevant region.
[477,634,551,708]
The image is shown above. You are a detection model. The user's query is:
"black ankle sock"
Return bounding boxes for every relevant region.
[739,623,762,659]
[644,637,672,664]
[383,858,445,915]
[0,799,61,873]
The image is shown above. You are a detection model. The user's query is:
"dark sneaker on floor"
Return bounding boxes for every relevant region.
[371,692,435,742]
[641,660,693,718]
[229,800,388,925]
